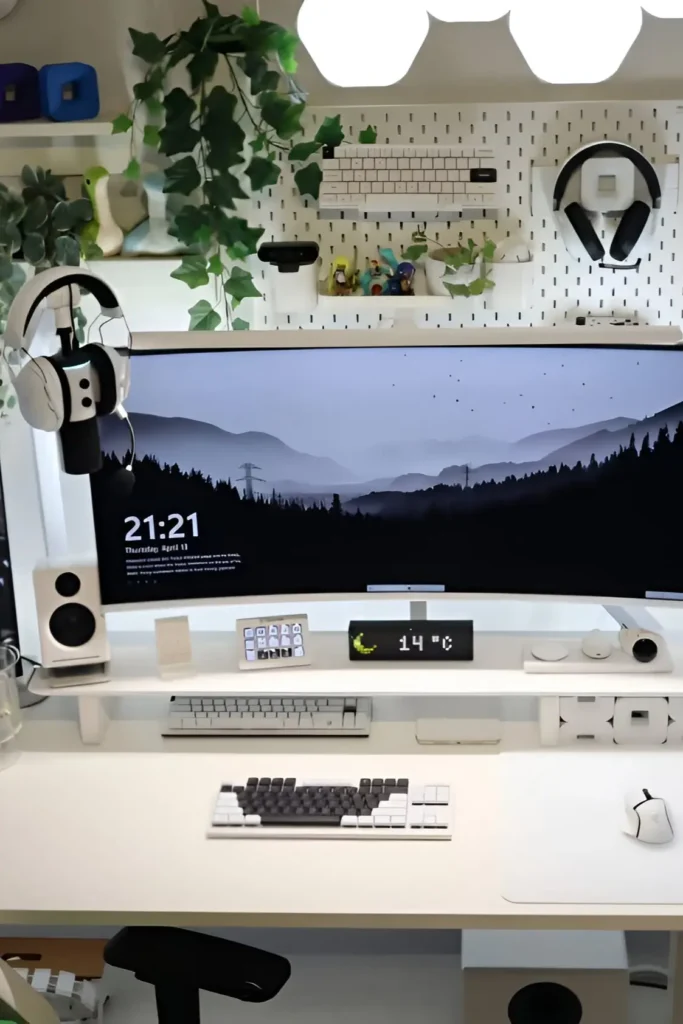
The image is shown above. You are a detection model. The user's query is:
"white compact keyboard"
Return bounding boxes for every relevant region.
[163,696,372,737]
[320,144,501,219]
[207,776,453,840]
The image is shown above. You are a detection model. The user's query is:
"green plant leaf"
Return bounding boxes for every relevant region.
[22,232,46,264]
[315,114,344,148]
[224,265,261,308]
[401,244,428,263]
[82,240,104,260]
[143,124,161,147]
[289,141,321,162]
[52,200,74,231]
[188,299,221,331]
[169,203,212,246]
[0,223,20,255]
[129,28,167,64]
[188,47,219,91]
[245,156,280,190]
[202,0,221,16]
[145,96,164,117]
[111,113,133,136]
[207,253,223,275]
[55,234,81,266]
[204,171,248,209]
[250,133,267,154]
[444,282,470,298]
[294,162,322,200]
[232,317,250,330]
[242,5,260,25]
[260,91,304,140]
[214,214,264,258]
[274,28,299,74]
[124,157,141,180]
[237,53,279,95]
[159,88,200,156]
[23,196,48,232]
[68,197,93,224]
[358,125,378,144]
[133,68,164,103]
[483,276,495,290]
[163,156,201,195]
[203,86,244,168]
[468,277,486,296]
[0,256,14,282]
[481,239,496,262]
[170,254,210,289]
[20,164,38,186]
[0,193,25,226]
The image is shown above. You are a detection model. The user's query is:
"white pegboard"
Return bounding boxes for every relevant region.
[251,99,683,330]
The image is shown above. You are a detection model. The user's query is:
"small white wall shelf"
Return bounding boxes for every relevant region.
[0,119,116,139]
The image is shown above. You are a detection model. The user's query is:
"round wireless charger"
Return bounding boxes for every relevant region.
[530,641,570,662]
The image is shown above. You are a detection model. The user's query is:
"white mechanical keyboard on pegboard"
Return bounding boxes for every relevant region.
[320,144,501,220]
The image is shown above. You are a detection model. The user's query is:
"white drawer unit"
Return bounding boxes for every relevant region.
[320,144,502,220]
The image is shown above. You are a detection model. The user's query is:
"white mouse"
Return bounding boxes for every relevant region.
[581,630,613,660]
[624,789,674,845]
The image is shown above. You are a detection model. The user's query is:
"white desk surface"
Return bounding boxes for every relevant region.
[28,630,683,699]
[4,749,683,929]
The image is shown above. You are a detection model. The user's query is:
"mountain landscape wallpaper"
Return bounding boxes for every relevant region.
[91,345,683,605]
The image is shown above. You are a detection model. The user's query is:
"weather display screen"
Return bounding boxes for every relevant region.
[90,345,683,606]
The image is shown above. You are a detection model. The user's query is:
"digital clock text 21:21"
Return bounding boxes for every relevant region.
[124,513,199,542]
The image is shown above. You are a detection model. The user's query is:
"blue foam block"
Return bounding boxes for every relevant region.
[39,62,100,121]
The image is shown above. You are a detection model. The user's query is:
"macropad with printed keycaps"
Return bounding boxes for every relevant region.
[207,776,452,839]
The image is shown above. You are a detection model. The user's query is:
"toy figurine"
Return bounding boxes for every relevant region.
[327,253,359,295]
[360,257,390,295]
[360,248,416,296]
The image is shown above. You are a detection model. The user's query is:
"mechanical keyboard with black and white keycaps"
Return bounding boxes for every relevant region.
[164,696,372,737]
[207,776,452,839]
[320,144,502,219]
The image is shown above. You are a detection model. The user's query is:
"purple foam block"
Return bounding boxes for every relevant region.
[0,63,40,122]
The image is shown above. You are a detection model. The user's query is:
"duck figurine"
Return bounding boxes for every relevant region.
[81,165,123,257]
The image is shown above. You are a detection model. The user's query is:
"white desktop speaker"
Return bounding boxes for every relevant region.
[33,565,110,669]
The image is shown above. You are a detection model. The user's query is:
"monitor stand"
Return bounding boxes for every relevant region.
[410,600,428,621]
[602,604,662,632]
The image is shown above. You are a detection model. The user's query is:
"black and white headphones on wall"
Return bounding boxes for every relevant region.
[3,266,134,477]
[553,141,662,268]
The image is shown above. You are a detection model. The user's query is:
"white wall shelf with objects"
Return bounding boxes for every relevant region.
[28,630,683,745]
[0,121,129,175]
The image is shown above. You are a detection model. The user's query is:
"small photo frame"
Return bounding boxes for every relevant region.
[236,614,311,671]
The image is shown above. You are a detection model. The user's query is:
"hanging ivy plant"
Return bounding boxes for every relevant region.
[113,2,371,330]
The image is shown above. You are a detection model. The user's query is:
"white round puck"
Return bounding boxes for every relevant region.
[530,641,570,662]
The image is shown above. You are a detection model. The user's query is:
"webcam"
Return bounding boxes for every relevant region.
[258,241,320,273]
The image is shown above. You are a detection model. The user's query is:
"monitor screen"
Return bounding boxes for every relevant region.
[91,344,683,607]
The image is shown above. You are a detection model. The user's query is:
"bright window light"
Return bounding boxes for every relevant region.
[509,0,643,83]
[425,0,511,20]
[642,1,683,15]
[297,0,430,87]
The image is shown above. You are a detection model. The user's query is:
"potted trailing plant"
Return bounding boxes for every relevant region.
[0,165,96,337]
[404,230,496,298]
[113,3,370,330]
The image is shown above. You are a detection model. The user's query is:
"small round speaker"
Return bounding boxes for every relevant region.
[49,603,97,648]
[54,571,81,598]
[508,982,583,1024]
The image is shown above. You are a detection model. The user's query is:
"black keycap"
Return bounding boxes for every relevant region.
[295,807,306,815]
[385,779,396,788]
[371,785,383,795]
[398,779,409,788]
[220,785,232,793]
[233,786,245,794]
[360,808,372,817]
[372,778,383,786]
[360,778,371,787]
[272,778,284,787]
[259,778,271,786]
[261,814,343,827]
[247,778,258,787]
[471,167,497,183]
[285,778,296,787]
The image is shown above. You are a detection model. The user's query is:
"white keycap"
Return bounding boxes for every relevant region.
[343,170,354,181]
[378,169,389,181]
[410,786,425,805]
[469,158,480,168]
[357,146,369,158]
[181,719,200,728]
[453,182,465,193]
[352,158,363,169]
[312,712,343,728]
[227,813,245,824]
[389,169,401,181]
[320,193,357,206]
[343,712,357,729]
[245,815,261,826]
[354,170,365,181]
[348,180,360,193]
[424,815,438,826]
[339,158,351,170]
[365,193,420,210]
[475,147,495,158]
[457,158,468,169]
[435,817,449,829]
[380,147,392,157]
[414,146,427,157]
[407,181,417,193]
[459,170,470,181]
[438,146,451,157]
[467,194,485,205]
[468,181,493,193]
[372,182,383,193]
[324,158,339,170]
[462,147,474,157]
[218,793,238,806]
[284,715,301,729]
[424,786,438,804]
[481,158,497,168]
[436,170,447,181]
[358,816,374,827]
[378,800,393,811]
[398,158,410,169]
[363,158,374,169]
[430,181,442,193]
[421,158,433,169]
[400,170,411,181]
[433,158,445,169]
[387,158,398,169]
[445,158,456,169]
[410,158,421,169]
[373,815,392,827]
[366,169,377,181]
[360,182,372,193]
[299,713,314,729]
[389,793,408,805]
[170,712,186,720]
[413,169,424,181]
[382,181,394,193]
[448,170,459,181]
[252,712,266,722]
[323,181,348,193]
[442,181,454,193]
[344,146,357,157]
[324,170,342,181]
[390,815,407,827]
[396,182,407,193]
[409,808,425,828]
[341,815,358,827]
[213,813,229,825]
[436,787,450,804]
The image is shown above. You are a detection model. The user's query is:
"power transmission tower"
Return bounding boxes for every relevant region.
[237,463,266,500]
[464,464,471,489]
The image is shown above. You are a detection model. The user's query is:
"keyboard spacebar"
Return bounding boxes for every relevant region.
[364,194,438,211]
[260,815,342,827]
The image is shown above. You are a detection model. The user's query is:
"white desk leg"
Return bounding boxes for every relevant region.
[538,697,560,746]
[78,697,108,745]
[671,933,683,1022]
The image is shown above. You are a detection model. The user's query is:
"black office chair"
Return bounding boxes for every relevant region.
[104,927,291,1024]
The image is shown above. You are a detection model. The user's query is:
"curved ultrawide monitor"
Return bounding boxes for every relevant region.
[91,339,683,608]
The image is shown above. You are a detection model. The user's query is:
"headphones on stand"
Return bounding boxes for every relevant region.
[3,266,135,480]
[553,141,662,268]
